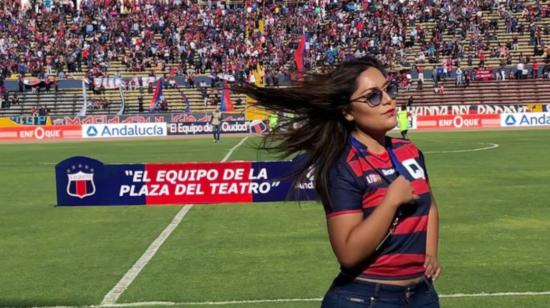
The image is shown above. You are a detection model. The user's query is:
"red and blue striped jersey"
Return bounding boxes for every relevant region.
[324,136,431,280]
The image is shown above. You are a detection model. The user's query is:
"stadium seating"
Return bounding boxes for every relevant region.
[1,0,550,118]
[396,78,550,106]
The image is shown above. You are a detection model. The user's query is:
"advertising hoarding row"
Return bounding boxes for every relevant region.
[0,125,81,141]
[2,112,550,141]
[0,121,268,140]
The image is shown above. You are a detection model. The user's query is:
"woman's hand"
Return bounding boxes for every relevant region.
[424,254,442,281]
[384,176,420,208]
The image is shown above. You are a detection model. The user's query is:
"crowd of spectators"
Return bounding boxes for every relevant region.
[1,0,550,94]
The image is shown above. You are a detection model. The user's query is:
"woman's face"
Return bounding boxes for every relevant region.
[344,68,397,134]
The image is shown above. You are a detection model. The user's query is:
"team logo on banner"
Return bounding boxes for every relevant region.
[66,166,96,199]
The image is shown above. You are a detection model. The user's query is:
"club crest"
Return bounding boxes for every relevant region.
[66,165,96,199]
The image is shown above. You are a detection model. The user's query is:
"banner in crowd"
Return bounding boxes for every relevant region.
[0,125,82,141]
[55,156,317,206]
[168,120,268,135]
[474,68,494,80]
[93,76,160,89]
[93,77,124,89]
[245,99,270,121]
[23,78,55,89]
[52,113,246,126]
[527,103,550,113]
[0,116,52,127]
[408,104,541,116]
[500,112,550,127]
[415,114,501,129]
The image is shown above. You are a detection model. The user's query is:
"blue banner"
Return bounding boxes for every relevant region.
[56,157,317,206]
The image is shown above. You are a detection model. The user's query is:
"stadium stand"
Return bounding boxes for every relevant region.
[1,0,550,117]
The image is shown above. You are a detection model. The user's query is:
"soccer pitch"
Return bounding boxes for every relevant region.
[1,130,549,308]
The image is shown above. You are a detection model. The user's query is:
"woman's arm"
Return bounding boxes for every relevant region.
[425,193,441,280]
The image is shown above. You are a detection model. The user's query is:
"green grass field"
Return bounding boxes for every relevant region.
[1,130,550,307]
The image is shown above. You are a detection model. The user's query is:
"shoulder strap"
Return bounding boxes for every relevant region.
[387,145,409,178]
[349,136,409,183]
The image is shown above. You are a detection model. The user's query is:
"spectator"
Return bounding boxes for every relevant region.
[455,66,464,86]
[532,60,539,79]
[407,96,414,108]
[18,75,24,93]
[1,87,7,108]
[138,95,144,112]
[201,87,208,106]
[210,106,222,144]
[11,94,20,106]
[417,66,425,85]
[516,61,525,79]
[160,97,169,112]
[498,61,507,81]
[432,66,438,87]
[168,78,176,88]
[434,83,445,95]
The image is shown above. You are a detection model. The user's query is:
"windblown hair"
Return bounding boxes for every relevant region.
[232,55,386,207]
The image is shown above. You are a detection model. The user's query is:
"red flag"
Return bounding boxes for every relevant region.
[148,78,163,111]
[220,81,234,112]
[294,33,306,79]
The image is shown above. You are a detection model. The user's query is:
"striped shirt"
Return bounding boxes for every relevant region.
[324,136,431,280]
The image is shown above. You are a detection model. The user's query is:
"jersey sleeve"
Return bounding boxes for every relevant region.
[324,162,365,218]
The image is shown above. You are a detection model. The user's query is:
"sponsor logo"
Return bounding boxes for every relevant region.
[417,114,500,129]
[437,116,480,128]
[167,121,269,135]
[87,126,98,137]
[501,113,550,127]
[83,123,167,138]
[297,166,315,189]
[18,127,62,140]
[66,164,96,199]
[366,174,382,184]
[382,169,395,176]
[0,125,81,140]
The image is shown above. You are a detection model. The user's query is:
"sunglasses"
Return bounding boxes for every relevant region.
[350,82,399,107]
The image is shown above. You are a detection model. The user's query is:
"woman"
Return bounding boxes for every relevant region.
[233,55,441,307]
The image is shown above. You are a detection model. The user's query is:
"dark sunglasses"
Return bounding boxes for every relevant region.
[350,82,399,107]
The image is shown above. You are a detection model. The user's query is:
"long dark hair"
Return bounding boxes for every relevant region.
[233,55,386,207]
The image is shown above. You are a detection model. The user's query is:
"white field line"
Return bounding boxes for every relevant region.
[424,142,499,154]
[439,291,550,298]
[32,291,550,308]
[222,136,250,162]
[100,136,250,305]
